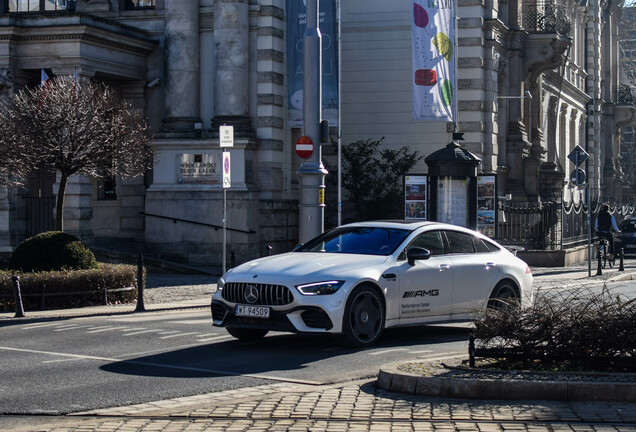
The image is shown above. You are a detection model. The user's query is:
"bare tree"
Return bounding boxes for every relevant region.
[0,76,152,231]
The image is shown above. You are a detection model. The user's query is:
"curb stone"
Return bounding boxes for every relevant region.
[378,359,636,402]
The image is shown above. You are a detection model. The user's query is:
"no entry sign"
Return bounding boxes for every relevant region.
[295,136,314,159]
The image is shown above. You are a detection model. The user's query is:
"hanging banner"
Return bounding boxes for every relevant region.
[286,0,339,128]
[412,0,456,121]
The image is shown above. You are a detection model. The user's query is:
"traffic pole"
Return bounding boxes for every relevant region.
[297,0,327,244]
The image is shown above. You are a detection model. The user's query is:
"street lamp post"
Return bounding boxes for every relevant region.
[298,0,327,243]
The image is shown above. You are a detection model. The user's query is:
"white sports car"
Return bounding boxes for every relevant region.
[211,220,533,347]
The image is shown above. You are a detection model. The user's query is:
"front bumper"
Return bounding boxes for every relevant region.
[211,299,334,333]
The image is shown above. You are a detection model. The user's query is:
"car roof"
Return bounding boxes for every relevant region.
[339,220,456,231]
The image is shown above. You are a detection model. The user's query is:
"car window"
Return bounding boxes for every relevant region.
[473,237,500,253]
[296,226,410,255]
[620,219,636,233]
[445,231,476,254]
[407,230,445,255]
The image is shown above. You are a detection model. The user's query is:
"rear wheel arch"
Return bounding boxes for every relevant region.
[487,278,520,309]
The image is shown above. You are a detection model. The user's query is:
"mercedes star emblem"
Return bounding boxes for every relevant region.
[244,285,259,304]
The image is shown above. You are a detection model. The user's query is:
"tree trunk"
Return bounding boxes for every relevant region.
[55,172,68,232]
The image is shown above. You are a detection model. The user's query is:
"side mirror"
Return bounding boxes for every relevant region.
[407,247,431,266]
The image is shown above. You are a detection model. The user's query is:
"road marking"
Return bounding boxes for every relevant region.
[172,319,213,325]
[53,325,90,332]
[86,327,122,334]
[0,346,324,385]
[21,323,60,329]
[158,330,182,335]
[409,349,434,355]
[368,348,409,356]
[121,329,163,336]
[159,332,199,339]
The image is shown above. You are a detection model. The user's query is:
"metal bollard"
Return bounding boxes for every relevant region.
[135,254,146,312]
[596,249,602,276]
[266,245,272,256]
[12,276,25,318]
[230,251,236,268]
[619,248,625,272]
[468,335,475,368]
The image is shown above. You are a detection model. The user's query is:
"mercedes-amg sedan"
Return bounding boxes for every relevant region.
[211,221,533,347]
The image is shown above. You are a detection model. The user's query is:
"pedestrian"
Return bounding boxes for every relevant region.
[594,203,620,259]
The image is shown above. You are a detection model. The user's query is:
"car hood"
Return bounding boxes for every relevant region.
[224,252,389,282]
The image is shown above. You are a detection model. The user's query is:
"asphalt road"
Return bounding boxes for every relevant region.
[0,308,469,415]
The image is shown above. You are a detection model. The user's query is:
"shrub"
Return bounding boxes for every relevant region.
[9,231,98,272]
[473,287,636,371]
[0,264,139,312]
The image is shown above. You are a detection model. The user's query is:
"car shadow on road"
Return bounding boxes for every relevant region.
[99,325,471,380]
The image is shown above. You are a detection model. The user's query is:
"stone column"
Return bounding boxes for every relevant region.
[212,0,253,137]
[163,0,201,132]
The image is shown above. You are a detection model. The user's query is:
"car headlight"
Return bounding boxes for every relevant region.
[217,276,225,291]
[296,280,345,295]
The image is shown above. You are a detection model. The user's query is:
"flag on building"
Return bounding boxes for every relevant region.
[40,69,50,87]
[412,0,456,121]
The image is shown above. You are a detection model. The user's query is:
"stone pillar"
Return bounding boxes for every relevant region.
[163,0,201,132]
[212,0,253,137]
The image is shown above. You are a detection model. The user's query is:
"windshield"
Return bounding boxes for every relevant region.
[620,219,636,233]
[295,226,411,255]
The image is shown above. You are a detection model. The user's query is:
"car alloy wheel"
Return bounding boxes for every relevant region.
[341,285,385,347]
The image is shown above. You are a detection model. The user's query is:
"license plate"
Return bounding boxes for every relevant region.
[235,305,270,319]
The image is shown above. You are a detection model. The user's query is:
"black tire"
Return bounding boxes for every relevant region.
[487,280,520,310]
[339,285,385,348]
[226,328,269,341]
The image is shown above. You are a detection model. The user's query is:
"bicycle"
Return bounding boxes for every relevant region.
[597,234,615,269]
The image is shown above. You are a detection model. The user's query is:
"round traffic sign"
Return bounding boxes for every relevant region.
[570,168,586,184]
[295,136,314,159]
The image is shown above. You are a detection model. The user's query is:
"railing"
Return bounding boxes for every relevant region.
[139,211,256,234]
[522,0,571,35]
[498,198,636,251]
[498,201,562,250]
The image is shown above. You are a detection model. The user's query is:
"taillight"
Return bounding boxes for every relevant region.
[525,265,532,274]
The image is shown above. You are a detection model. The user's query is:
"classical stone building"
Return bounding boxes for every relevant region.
[0,0,632,266]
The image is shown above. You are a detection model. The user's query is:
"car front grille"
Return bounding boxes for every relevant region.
[222,282,294,306]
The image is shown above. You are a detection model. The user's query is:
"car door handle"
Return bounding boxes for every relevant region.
[438,264,451,271]
[485,262,497,269]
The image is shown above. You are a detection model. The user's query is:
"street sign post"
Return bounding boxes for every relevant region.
[220,125,234,275]
[568,144,592,276]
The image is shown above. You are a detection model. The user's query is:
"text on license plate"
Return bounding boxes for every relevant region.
[235,305,270,319]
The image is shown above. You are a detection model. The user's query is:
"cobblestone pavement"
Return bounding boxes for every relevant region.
[5,380,636,431]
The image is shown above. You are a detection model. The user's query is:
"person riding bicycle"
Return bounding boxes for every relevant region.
[594,204,619,260]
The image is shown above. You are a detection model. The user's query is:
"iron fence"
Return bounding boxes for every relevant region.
[498,198,636,251]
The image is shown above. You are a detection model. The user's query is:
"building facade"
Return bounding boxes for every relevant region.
[0,0,633,266]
